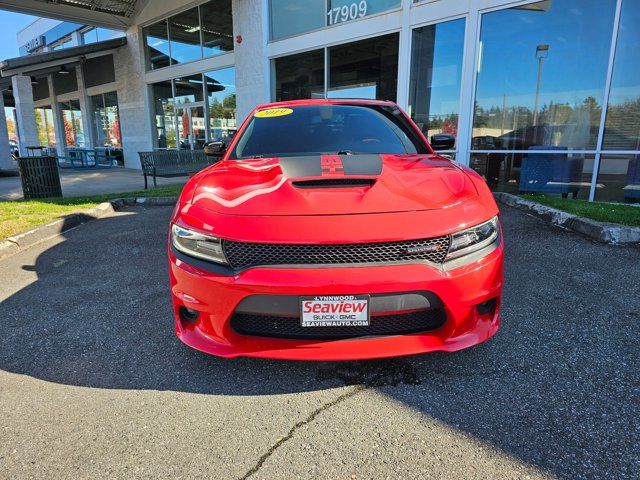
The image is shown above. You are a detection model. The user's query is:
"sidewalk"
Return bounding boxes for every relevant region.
[0,168,186,200]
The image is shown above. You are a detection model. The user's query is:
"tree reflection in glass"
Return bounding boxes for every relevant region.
[473,0,617,152]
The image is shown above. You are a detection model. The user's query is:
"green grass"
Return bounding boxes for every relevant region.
[520,195,640,227]
[0,184,183,240]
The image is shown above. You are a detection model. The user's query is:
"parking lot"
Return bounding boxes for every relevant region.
[0,205,638,479]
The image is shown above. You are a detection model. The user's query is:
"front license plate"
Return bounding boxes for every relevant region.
[300,295,370,327]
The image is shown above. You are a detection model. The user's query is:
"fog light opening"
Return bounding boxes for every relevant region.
[179,306,200,323]
[476,298,498,317]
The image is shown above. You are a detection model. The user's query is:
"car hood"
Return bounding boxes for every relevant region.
[189,154,478,216]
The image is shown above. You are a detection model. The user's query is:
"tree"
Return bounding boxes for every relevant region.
[63,116,75,146]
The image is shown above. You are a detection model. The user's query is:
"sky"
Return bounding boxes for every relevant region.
[475,0,617,110]
[0,11,37,61]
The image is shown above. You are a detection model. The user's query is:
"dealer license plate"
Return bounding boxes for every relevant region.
[300,295,370,327]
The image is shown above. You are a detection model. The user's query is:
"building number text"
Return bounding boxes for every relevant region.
[327,1,368,25]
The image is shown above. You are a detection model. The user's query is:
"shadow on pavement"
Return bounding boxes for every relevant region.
[0,206,638,478]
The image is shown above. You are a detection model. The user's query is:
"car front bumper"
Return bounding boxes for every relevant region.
[168,238,503,361]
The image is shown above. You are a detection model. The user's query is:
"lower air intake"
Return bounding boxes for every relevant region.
[230,309,446,340]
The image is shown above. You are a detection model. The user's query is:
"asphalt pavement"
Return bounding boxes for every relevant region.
[0,205,638,479]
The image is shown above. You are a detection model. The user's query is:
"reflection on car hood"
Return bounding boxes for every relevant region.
[189,154,478,216]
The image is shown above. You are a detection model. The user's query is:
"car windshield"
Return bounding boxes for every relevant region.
[229,104,428,159]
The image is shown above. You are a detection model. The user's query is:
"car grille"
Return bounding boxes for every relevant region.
[222,236,451,270]
[230,309,447,340]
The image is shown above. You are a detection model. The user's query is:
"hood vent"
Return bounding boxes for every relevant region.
[292,178,376,188]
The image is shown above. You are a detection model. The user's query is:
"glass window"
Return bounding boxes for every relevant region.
[231,104,427,159]
[152,81,177,149]
[408,18,465,146]
[168,6,202,64]
[52,38,72,51]
[470,150,595,199]
[60,99,85,148]
[274,49,325,101]
[472,0,616,152]
[143,20,171,70]
[326,0,400,26]
[34,106,56,148]
[200,0,233,57]
[176,105,206,149]
[603,0,640,150]
[328,33,399,101]
[5,105,18,144]
[205,67,237,141]
[270,0,325,40]
[595,154,640,202]
[174,74,204,105]
[270,0,400,38]
[97,27,123,42]
[91,92,121,148]
[83,27,125,44]
[144,1,233,70]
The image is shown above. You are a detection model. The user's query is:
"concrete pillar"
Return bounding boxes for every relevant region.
[113,28,154,169]
[11,75,39,157]
[75,64,95,148]
[47,74,66,156]
[232,0,270,122]
[0,93,14,171]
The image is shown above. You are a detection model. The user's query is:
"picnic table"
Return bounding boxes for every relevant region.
[57,147,121,169]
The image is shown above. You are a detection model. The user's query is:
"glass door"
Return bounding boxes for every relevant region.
[176,103,205,150]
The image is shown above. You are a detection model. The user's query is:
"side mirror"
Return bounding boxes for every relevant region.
[430,134,456,151]
[207,142,226,155]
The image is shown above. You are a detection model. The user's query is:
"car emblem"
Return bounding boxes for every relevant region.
[405,244,442,255]
[321,155,344,175]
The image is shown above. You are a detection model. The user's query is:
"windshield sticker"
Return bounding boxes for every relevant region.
[254,108,293,118]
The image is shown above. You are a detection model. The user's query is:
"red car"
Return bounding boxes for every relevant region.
[168,99,503,360]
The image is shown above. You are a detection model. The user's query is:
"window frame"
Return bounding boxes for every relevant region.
[465,0,626,202]
[268,0,403,42]
[142,0,234,72]
[271,32,401,102]
[151,66,237,149]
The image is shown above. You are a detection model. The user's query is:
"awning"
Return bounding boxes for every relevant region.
[0,37,127,77]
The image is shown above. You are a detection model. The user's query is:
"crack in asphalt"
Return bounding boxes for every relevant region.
[239,359,421,479]
[238,356,543,479]
[238,384,367,480]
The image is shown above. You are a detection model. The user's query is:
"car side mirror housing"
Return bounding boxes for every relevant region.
[209,142,226,154]
[430,134,456,151]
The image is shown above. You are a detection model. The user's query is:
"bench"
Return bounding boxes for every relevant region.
[138,150,216,189]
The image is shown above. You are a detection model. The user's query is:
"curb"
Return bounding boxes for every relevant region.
[0,196,178,261]
[494,192,640,246]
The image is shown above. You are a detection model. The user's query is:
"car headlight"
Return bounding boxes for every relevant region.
[446,216,500,261]
[171,224,228,265]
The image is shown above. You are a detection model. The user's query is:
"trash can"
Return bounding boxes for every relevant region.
[17,155,62,199]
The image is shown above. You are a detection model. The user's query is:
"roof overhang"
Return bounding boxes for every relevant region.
[0,37,126,77]
[0,0,138,29]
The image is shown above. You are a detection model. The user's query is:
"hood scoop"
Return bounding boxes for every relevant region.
[291,178,376,189]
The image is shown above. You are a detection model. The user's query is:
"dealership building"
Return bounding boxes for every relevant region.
[0,0,639,202]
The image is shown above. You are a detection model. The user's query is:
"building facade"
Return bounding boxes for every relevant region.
[1,0,639,203]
